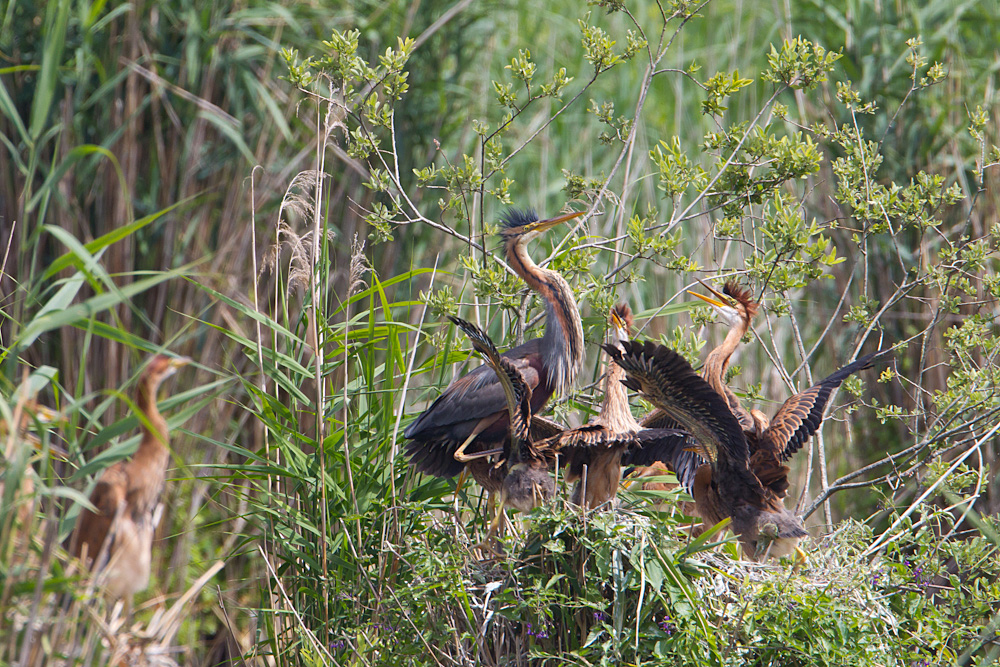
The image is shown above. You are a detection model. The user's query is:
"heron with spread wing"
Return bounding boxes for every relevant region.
[404,209,584,493]
[449,316,556,548]
[678,280,881,502]
[544,304,689,509]
[605,341,807,560]
[613,339,881,561]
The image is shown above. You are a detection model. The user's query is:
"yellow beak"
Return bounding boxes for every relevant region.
[531,210,585,232]
[609,312,631,344]
[169,356,193,369]
[686,278,731,310]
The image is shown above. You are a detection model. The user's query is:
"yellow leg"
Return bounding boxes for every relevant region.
[453,415,503,462]
[452,428,481,461]
[793,546,807,572]
[455,446,504,463]
[475,496,507,558]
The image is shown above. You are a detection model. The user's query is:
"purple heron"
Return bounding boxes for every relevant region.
[404,208,585,491]
[681,280,880,502]
[449,316,556,517]
[70,354,191,600]
[542,304,688,509]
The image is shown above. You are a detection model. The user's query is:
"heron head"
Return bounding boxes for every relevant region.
[608,303,633,347]
[687,278,757,330]
[145,355,192,386]
[499,208,584,245]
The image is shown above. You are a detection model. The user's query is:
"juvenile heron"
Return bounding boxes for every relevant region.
[544,304,688,509]
[610,340,881,561]
[405,208,585,491]
[641,280,758,432]
[449,317,555,551]
[70,354,191,600]
[606,341,806,561]
[680,280,880,502]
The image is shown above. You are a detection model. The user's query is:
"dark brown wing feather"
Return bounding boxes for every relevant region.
[763,352,880,461]
[72,465,127,566]
[603,341,749,468]
[621,435,704,492]
[642,387,754,432]
[449,317,533,444]
[530,415,565,441]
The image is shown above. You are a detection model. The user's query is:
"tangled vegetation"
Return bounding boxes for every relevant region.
[1,0,998,664]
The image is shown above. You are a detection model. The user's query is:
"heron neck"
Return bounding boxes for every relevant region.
[136,380,169,456]
[600,343,638,432]
[703,323,746,395]
[507,240,584,396]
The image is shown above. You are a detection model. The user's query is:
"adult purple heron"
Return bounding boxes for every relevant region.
[543,304,689,509]
[404,208,585,490]
[70,354,191,600]
[448,316,687,537]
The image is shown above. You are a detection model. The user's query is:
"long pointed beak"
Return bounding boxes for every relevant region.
[169,356,193,369]
[532,210,584,232]
[609,311,630,341]
[686,278,731,310]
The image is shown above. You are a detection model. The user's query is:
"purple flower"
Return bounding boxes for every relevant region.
[657,614,676,635]
[525,621,551,639]
[593,611,610,623]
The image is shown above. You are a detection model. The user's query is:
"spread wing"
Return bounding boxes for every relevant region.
[403,336,544,440]
[642,388,754,432]
[603,340,750,470]
[621,435,704,492]
[530,415,565,441]
[539,423,687,452]
[763,351,880,461]
[450,317,533,443]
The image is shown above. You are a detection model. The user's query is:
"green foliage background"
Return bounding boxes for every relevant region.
[1,0,998,664]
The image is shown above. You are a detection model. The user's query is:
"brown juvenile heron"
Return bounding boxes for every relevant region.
[640,280,759,433]
[404,208,585,490]
[70,354,191,600]
[611,340,881,561]
[544,304,688,509]
[682,280,880,501]
[449,316,556,517]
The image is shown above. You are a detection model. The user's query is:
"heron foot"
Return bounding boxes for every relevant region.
[454,447,504,463]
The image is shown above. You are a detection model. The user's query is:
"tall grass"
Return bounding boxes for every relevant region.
[1,0,998,663]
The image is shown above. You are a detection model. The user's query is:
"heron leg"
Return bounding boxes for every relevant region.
[475,496,507,558]
[793,546,807,572]
[452,415,502,461]
[455,446,504,463]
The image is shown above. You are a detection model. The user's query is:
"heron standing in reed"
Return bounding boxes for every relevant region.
[404,208,585,493]
[71,354,191,601]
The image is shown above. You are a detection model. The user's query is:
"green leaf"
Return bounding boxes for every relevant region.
[13,267,189,352]
[28,0,72,140]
